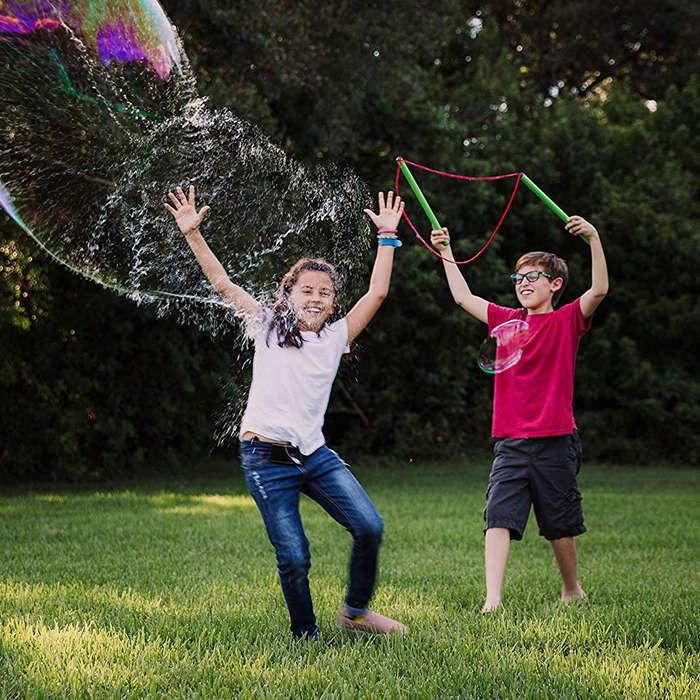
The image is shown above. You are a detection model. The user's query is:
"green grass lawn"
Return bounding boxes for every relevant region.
[1,459,698,698]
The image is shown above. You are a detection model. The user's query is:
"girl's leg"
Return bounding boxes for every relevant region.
[240,444,318,638]
[302,446,384,614]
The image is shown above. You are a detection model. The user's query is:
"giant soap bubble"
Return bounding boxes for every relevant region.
[0,1,372,334]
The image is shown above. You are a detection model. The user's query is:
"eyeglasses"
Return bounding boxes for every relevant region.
[510,270,552,285]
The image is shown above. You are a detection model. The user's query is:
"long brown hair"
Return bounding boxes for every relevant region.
[266,258,341,348]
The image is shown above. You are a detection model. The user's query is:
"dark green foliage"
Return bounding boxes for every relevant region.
[0,263,231,480]
[1,3,698,478]
[486,0,700,99]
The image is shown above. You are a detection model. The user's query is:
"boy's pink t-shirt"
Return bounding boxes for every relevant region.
[487,298,592,438]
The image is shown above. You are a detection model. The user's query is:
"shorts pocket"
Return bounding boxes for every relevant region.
[567,432,583,475]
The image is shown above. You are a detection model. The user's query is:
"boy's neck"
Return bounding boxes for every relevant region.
[525,301,555,315]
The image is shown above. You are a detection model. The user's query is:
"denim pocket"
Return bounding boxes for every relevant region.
[239,442,271,470]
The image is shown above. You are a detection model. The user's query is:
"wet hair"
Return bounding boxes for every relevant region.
[515,251,569,306]
[266,258,341,348]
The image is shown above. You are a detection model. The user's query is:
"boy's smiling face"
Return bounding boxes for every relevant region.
[514,264,564,313]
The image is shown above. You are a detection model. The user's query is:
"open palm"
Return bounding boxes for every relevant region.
[164,185,210,235]
[364,191,404,233]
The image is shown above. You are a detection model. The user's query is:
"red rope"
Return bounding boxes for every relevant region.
[394,158,522,265]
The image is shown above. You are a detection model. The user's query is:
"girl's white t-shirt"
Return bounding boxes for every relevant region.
[239,308,350,455]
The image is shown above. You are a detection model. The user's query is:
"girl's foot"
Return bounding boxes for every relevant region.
[561,585,587,604]
[337,609,407,635]
[481,597,502,614]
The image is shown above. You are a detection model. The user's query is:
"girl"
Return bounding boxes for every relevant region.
[165,185,406,639]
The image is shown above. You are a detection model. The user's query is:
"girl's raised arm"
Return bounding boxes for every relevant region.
[345,191,403,344]
[165,185,260,318]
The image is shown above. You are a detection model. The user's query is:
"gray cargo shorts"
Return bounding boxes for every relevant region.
[483,431,586,541]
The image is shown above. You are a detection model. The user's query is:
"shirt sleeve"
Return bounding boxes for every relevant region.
[245,306,273,344]
[487,303,521,333]
[329,317,351,354]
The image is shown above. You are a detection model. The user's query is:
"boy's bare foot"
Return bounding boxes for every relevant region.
[560,585,587,604]
[481,597,502,613]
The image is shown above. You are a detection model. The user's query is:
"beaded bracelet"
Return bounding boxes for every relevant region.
[377,228,398,235]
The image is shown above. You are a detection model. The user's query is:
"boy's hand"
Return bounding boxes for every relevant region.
[431,227,450,248]
[164,185,210,236]
[565,215,598,240]
[364,191,404,235]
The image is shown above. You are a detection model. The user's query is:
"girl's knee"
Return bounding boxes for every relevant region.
[277,549,310,576]
[275,538,311,573]
[355,513,384,542]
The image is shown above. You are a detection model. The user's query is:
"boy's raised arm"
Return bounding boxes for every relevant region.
[566,216,608,318]
[165,185,260,318]
[430,228,489,324]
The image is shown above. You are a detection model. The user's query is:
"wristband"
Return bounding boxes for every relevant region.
[378,237,402,247]
[377,228,398,235]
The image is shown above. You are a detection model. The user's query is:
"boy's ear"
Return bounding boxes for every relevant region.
[551,277,564,292]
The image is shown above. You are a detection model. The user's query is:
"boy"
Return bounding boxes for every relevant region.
[430,216,608,612]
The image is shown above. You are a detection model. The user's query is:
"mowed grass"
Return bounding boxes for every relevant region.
[1,460,698,699]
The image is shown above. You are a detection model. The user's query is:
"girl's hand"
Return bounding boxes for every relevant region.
[431,227,450,248]
[363,191,404,235]
[565,215,598,240]
[164,185,211,236]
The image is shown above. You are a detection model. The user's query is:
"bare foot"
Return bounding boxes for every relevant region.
[481,597,502,613]
[337,609,407,635]
[560,585,587,604]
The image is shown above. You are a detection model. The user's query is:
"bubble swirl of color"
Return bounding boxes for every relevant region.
[0,1,372,338]
[0,0,180,78]
[478,319,531,374]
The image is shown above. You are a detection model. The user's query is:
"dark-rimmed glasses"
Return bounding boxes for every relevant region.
[510,270,552,285]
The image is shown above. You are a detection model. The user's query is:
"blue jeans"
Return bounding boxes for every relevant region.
[239,439,384,638]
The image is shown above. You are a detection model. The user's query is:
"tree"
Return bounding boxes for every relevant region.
[2,3,697,479]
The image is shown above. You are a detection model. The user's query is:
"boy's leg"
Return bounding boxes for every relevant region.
[482,439,532,612]
[240,441,318,639]
[483,527,511,612]
[550,537,586,603]
[529,433,587,602]
[302,446,406,634]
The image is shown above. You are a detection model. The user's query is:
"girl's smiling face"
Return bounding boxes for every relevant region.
[288,269,336,331]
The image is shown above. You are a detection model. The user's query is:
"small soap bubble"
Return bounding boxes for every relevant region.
[478,319,530,374]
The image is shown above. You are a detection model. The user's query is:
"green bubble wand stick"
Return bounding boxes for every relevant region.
[395,158,589,265]
[519,173,589,245]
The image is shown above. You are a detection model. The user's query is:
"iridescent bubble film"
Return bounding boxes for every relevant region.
[0,0,371,315]
[0,0,372,443]
[0,1,180,77]
[478,319,530,374]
